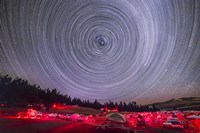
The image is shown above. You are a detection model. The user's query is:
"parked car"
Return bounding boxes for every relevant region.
[163,119,184,129]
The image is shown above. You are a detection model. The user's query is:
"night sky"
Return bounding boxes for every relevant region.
[0,0,200,104]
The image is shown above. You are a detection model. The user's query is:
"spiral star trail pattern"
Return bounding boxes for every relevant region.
[0,0,200,104]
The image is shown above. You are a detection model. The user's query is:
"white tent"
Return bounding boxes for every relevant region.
[106,113,126,123]
[187,115,200,119]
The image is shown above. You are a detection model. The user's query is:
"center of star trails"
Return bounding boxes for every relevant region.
[95,35,107,48]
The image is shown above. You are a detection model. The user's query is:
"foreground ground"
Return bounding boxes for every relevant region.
[0,106,198,133]
[0,117,191,133]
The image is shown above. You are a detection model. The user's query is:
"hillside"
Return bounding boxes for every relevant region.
[150,97,200,111]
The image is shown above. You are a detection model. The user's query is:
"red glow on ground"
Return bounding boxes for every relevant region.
[2,106,200,133]
[52,105,78,110]
[190,119,200,131]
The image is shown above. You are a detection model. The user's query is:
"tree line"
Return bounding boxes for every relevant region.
[0,74,159,112]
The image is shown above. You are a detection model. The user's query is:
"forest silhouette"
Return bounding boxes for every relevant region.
[0,75,159,112]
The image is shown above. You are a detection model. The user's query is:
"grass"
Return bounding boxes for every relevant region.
[51,106,102,115]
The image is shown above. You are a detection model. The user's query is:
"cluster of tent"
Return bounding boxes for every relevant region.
[17,108,95,123]
[16,108,200,132]
[96,111,200,132]
[124,110,200,131]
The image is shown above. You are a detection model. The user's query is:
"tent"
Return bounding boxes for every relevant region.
[187,115,200,119]
[106,113,126,123]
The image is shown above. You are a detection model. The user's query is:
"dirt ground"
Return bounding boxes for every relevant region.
[0,118,68,133]
[0,117,188,133]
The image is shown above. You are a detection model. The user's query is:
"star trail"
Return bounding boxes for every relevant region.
[0,0,200,104]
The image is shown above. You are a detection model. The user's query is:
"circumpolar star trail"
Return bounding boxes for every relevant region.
[0,0,200,104]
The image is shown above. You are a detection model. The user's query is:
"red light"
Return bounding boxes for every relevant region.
[53,104,56,108]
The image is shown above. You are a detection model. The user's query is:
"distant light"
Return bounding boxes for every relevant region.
[53,104,56,108]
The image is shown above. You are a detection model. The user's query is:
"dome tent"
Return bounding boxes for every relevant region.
[106,113,126,123]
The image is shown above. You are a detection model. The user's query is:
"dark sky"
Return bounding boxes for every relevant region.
[0,0,200,104]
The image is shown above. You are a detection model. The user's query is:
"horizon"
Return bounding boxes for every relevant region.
[1,74,200,106]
